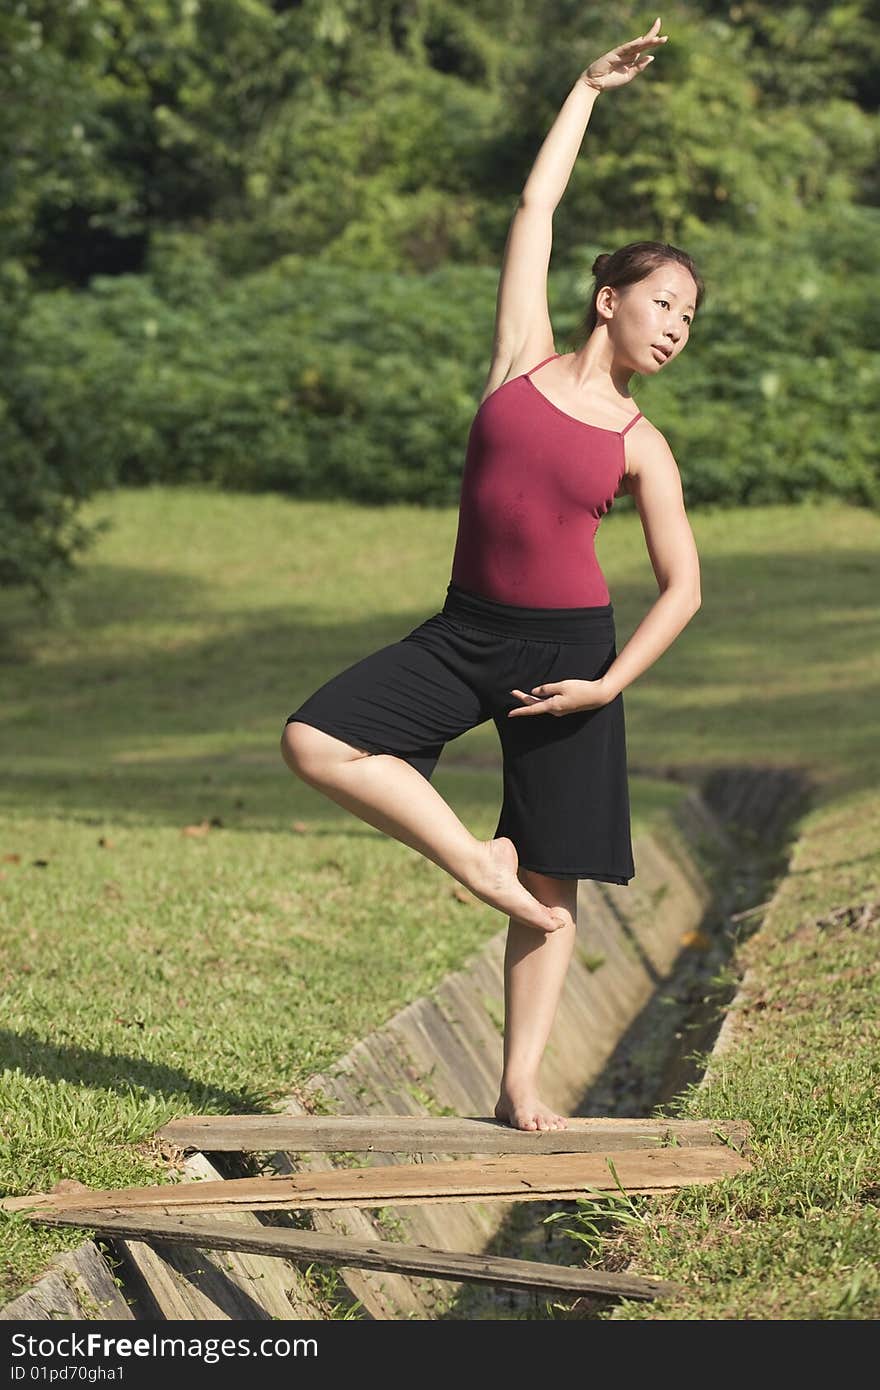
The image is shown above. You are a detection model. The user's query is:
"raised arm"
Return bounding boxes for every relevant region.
[481,19,668,404]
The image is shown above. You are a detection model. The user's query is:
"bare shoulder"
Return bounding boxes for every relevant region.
[619,416,680,493]
[617,414,701,600]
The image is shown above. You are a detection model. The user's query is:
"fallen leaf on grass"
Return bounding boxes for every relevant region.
[680,929,710,950]
[181,817,224,837]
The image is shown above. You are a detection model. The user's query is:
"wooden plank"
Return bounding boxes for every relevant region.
[107,1151,319,1321]
[24,1210,680,1303]
[155,1113,751,1155]
[265,1145,424,1323]
[4,1147,750,1216]
[0,1240,134,1321]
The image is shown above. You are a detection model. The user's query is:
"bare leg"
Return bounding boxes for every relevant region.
[494,868,578,1131]
[281,721,569,934]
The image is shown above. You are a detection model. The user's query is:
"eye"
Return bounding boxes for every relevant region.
[657,298,691,325]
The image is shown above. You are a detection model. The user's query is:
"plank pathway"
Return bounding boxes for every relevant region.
[4,1146,750,1216]
[5,1115,752,1313]
[156,1113,751,1155]
[23,1210,679,1303]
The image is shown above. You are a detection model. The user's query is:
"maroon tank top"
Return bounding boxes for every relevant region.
[449,352,642,608]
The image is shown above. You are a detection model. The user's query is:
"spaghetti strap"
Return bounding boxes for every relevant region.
[620,410,643,435]
[523,352,560,378]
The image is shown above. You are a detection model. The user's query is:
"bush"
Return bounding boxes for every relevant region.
[5,209,877,519]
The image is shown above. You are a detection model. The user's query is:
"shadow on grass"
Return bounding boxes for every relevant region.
[0,1027,275,1114]
[2,549,878,828]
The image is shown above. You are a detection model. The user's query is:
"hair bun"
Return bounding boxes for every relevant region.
[592,252,611,279]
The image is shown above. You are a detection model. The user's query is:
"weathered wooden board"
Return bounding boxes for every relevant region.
[155,1113,750,1155]
[5,1147,750,1215]
[105,1152,319,1320]
[24,1210,679,1302]
[0,1240,133,1321]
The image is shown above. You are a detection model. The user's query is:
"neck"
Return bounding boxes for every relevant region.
[568,329,635,398]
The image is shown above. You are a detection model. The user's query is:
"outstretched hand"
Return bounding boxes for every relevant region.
[508,679,611,718]
[580,16,668,92]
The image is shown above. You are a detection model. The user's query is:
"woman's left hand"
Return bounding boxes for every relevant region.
[580,17,668,93]
[508,679,611,717]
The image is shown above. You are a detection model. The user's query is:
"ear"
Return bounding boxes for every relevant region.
[596,285,616,322]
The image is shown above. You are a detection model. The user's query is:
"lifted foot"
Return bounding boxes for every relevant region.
[469,837,568,934]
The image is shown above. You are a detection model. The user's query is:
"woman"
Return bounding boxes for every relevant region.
[282,17,703,1132]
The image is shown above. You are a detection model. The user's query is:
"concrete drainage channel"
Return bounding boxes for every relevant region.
[2,766,810,1321]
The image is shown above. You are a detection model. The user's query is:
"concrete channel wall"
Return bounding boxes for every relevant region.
[2,768,808,1321]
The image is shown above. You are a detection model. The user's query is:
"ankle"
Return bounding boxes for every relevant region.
[499,1071,540,1096]
[462,836,493,890]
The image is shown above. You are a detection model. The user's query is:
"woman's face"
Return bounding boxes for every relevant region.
[602,263,697,374]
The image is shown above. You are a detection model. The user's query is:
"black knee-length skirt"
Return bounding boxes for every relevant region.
[285,582,635,885]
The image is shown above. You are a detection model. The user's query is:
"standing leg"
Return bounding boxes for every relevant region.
[494,868,578,1131]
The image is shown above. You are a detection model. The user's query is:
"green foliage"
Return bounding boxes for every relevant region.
[10,205,878,512]
[2,0,880,592]
[8,1,879,285]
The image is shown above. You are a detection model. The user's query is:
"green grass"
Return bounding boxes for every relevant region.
[535,778,880,1321]
[1,487,879,1311]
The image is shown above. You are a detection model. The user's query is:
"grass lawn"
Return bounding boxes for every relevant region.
[555,779,880,1321]
[1,487,878,1309]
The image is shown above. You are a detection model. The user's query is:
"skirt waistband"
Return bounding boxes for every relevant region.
[443,583,614,643]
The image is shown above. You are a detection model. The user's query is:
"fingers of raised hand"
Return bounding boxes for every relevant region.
[508,686,561,717]
[619,21,668,55]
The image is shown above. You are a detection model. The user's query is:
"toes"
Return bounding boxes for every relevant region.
[496,1098,570,1132]
[515,1111,538,1131]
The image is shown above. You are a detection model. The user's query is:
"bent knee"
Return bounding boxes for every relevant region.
[280,720,371,780]
[280,720,326,779]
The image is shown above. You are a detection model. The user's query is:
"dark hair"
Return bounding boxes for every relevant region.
[573,240,705,344]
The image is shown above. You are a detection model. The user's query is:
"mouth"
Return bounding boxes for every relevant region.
[651,344,672,362]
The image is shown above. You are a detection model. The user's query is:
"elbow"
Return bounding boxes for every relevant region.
[517,190,556,214]
[662,583,701,613]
